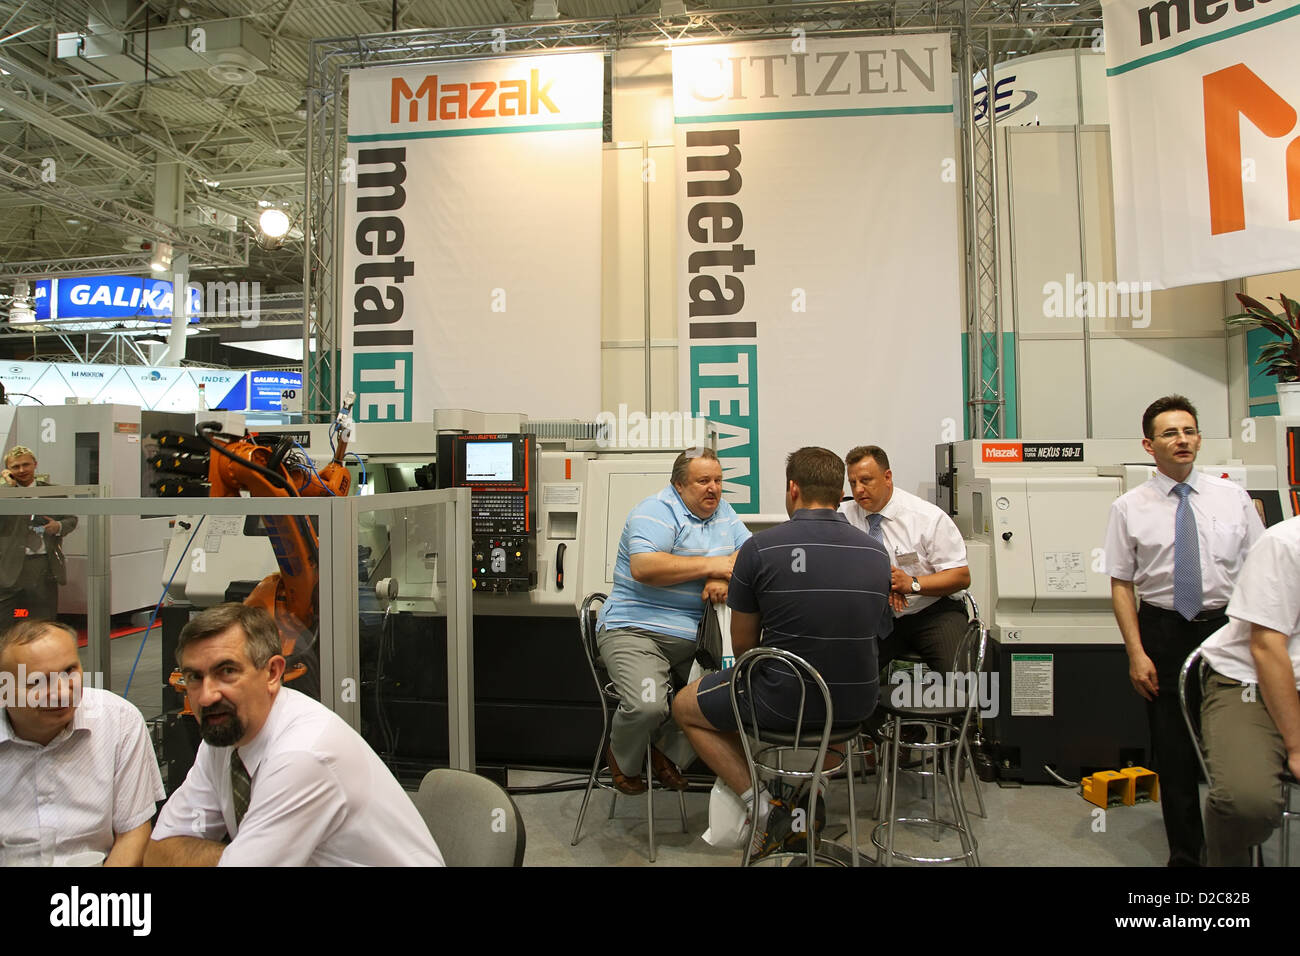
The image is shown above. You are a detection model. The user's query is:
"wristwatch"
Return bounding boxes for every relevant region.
[910,576,921,594]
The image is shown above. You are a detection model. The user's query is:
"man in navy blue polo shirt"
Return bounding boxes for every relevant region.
[673,446,890,855]
[596,448,750,795]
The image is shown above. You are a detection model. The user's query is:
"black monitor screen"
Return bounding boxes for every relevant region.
[464,441,514,483]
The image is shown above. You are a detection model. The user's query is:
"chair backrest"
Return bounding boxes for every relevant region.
[947,617,989,737]
[1178,646,1212,782]
[731,646,836,754]
[411,768,527,867]
[578,591,608,686]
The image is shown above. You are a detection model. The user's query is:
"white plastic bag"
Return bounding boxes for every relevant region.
[701,777,749,848]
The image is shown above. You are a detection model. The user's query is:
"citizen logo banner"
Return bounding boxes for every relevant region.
[1102,0,1300,286]
[674,34,962,512]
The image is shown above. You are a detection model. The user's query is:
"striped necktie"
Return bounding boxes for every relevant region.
[867,513,894,637]
[231,750,252,828]
[1171,482,1203,621]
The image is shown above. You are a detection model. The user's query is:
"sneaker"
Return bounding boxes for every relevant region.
[784,789,827,853]
[749,799,794,859]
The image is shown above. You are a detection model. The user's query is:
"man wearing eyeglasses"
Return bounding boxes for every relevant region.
[1104,395,1264,866]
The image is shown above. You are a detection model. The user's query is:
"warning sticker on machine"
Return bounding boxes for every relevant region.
[1011,653,1053,716]
[1042,552,1086,592]
[542,483,581,507]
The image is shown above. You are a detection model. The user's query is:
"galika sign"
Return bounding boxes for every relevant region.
[340,53,602,423]
[1102,0,1300,288]
[672,35,963,512]
[34,276,201,322]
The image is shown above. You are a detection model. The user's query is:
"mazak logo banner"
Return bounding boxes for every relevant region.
[341,53,602,423]
[674,35,962,512]
[1102,0,1300,287]
[349,55,602,138]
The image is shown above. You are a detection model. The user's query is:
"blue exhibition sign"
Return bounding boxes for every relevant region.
[249,371,304,411]
[34,276,201,322]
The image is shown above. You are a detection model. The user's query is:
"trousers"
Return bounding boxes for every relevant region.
[597,626,697,776]
[1137,603,1226,866]
[1201,667,1292,866]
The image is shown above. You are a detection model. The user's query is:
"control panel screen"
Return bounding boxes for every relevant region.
[464,441,514,483]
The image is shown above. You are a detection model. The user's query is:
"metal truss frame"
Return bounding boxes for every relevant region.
[306,1,1103,427]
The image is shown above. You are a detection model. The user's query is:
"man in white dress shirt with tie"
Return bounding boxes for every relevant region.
[1104,395,1263,866]
[147,603,443,867]
[839,446,972,675]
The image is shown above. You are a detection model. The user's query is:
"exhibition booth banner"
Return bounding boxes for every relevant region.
[0,361,247,411]
[342,52,604,423]
[673,35,964,512]
[1103,0,1300,288]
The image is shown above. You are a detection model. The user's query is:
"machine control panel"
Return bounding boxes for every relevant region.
[438,433,539,592]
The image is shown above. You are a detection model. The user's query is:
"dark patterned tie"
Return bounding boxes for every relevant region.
[231,750,252,828]
[1172,482,1203,621]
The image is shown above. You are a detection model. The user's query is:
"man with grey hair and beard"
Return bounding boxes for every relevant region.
[147,603,443,866]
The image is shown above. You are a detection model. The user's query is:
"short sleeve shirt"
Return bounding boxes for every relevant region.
[1103,468,1263,610]
[727,509,890,724]
[1201,515,1300,687]
[839,487,968,617]
[598,485,751,640]
[0,686,164,861]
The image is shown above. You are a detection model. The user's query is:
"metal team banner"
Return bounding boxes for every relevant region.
[342,53,603,422]
[673,35,964,512]
[1103,0,1300,288]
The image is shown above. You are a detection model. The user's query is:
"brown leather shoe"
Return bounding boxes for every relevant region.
[605,745,646,794]
[650,746,689,791]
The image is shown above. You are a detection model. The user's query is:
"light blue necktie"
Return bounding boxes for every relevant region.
[867,513,894,637]
[1172,482,1203,621]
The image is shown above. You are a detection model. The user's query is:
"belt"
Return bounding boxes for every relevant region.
[1140,603,1227,624]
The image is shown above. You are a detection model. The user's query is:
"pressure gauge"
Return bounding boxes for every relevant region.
[996,496,1011,511]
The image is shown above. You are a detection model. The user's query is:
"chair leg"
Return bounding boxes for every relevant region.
[572,722,609,846]
[873,735,888,822]
[885,716,902,867]
[930,734,941,843]
[646,742,656,863]
[943,742,978,867]
[844,749,860,867]
[961,734,987,819]
[678,789,688,832]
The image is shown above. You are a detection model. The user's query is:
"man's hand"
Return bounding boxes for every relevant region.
[1288,751,1300,782]
[890,567,913,593]
[888,591,908,613]
[43,519,61,535]
[712,552,737,581]
[1128,650,1158,701]
[702,578,729,603]
[0,470,13,487]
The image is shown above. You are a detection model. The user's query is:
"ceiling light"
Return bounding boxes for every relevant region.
[258,208,290,240]
[150,241,174,273]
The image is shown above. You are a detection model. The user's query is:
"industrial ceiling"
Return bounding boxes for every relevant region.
[0,0,1100,362]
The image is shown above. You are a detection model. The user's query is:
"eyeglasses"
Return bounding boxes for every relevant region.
[1156,428,1199,441]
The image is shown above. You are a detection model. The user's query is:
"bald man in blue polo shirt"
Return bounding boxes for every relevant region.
[596,448,750,795]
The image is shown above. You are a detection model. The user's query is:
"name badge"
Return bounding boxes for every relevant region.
[895,550,920,567]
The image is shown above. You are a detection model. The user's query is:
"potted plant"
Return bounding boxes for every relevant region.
[1225,292,1300,416]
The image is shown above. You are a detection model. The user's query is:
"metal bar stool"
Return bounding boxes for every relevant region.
[571,592,688,863]
[1179,646,1298,866]
[871,616,987,866]
[731,646,863,867]
[869,594,987,824]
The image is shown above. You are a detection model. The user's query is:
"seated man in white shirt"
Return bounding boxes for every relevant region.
[1199,515,1300,866]
[147,603,444,867]
[839,445,971,674]
[0,619,163,866]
